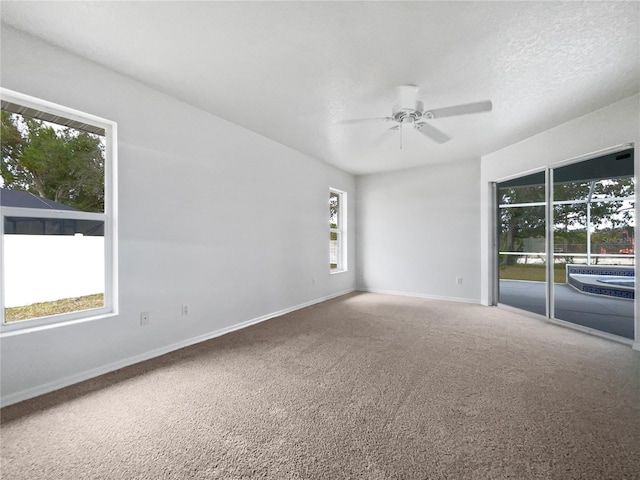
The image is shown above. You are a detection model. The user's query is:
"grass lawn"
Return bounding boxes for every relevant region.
[5,293,104,323]
[499,263,567,283]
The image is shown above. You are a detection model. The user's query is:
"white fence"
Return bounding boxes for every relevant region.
[3,235,104,308]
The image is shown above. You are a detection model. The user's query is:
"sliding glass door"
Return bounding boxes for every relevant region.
[496,147,635,340]
[552,151,635,338]
[497,171,547,316]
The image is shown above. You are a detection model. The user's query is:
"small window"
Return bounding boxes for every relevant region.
[330,188,347,272]
[1,88,117,330]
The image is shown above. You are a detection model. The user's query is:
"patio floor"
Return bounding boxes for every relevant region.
[499,280,634,339]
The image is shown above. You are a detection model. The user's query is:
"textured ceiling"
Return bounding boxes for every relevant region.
[1,1,639,175]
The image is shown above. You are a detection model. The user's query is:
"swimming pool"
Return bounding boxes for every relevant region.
[597,277,635,288]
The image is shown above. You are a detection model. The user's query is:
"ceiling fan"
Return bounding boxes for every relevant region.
[341,85,492,148]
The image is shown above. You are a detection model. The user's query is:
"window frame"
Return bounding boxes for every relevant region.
[329,187,347,273]
[0,88,118,333]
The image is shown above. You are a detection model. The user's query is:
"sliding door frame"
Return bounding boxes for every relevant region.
[493,166,549,317]
[546,168,554,320]
[492,143,635,344]
[490,182,499,306]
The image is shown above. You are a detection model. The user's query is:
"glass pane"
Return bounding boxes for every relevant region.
[498,205,546,254]
[330,231,339,269]
[498,171,545,205]
[3,219,105,323]
[330,191,339,228]
[498,202,546,316]
[0,110,105,213]
[553,203,587,258]
[553,182,591,202]
[553,160,634,339]
[592,177,634,200]
[498,185,545,205]
[498,254,547,316]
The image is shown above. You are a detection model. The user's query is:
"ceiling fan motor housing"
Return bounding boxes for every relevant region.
[393,85,424,123]
[392,100,424,123]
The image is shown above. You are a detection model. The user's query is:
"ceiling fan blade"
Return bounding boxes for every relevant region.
[414,122,451,144]
[372,125,399,147]
[337,117,391,125]
[424,100,492,119]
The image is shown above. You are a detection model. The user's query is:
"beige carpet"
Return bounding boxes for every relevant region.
[1,292,639,479]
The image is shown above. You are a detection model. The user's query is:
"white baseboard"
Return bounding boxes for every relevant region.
[1,289,355,408]
[357,288,481,305]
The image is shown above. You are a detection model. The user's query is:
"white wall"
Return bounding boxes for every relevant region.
[4,236,104,307]
[0,26,356,405]
[480,94,640,347]
[356,157,481,303]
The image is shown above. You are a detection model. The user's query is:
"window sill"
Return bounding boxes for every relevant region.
[0,310,117,337]
[330,269,348,275]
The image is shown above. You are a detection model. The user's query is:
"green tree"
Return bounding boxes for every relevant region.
[553,180,634,232]
[499,185,546,265]
[329,194,338,229]
[499,179,634,266]
[1,111,104,212]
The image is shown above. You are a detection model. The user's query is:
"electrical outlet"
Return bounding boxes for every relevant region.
[182,304,189,316]
[456,277,463,285]
[140,311,150,326]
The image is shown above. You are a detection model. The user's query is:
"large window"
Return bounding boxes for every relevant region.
[1,89,117,330]
[330,188,347,272]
